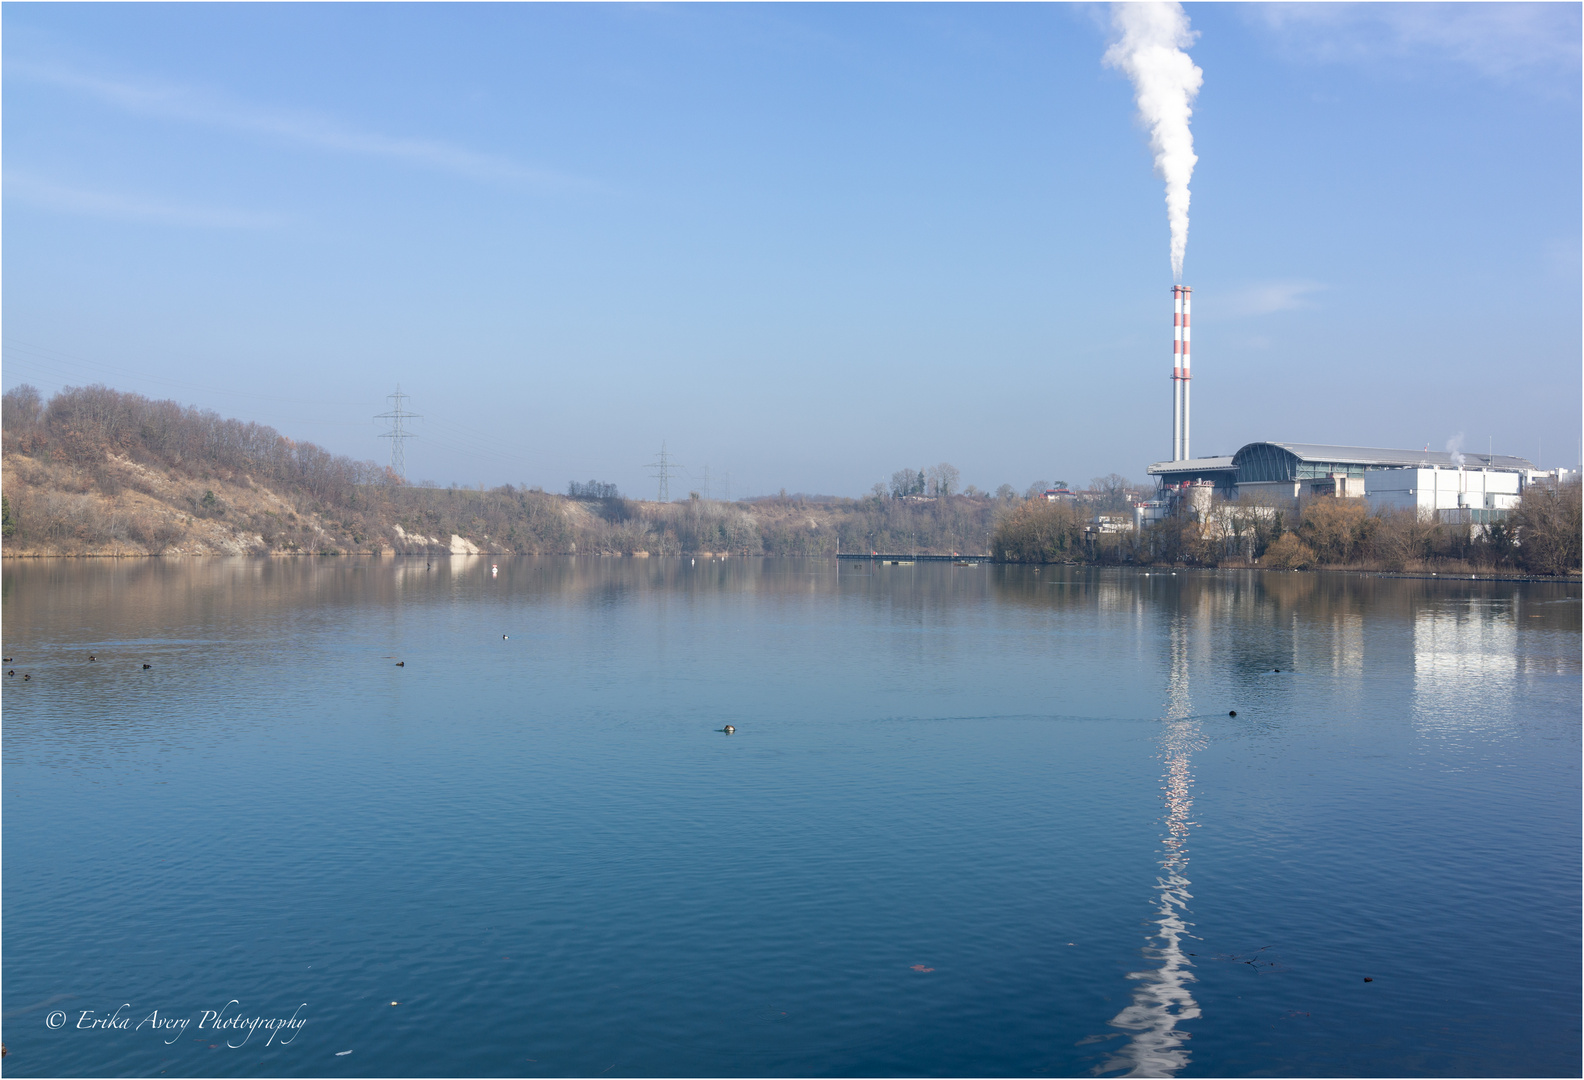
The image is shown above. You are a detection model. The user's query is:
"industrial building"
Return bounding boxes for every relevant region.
[1140,284,1550,527]
[1149,441,1538,513]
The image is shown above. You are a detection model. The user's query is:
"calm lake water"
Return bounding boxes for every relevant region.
[2,557,1579,1078]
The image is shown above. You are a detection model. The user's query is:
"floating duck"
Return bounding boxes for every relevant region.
[143,663,152,669]
[1228,710,1237,717]
[396,661,405,667]
[89,655,96,662]
[723,725,735,734]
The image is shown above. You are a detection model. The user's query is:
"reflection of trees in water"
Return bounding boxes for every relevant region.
[8,559,1562,638]
[1102,618,1204,1079]
[0,556,849,630]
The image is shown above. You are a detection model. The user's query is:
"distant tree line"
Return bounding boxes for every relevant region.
[567,480,620,499]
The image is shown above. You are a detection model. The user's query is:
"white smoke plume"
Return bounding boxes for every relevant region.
[1105,2,1204,281]
[1445,433,1466,468]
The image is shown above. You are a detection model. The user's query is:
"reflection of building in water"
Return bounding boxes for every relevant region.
[1103,618,1203,1078]
[1334,612,1364,675]
[1319,612,1364,675]
[1413,601,1517,735]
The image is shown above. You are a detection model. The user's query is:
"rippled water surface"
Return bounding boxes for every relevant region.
[3,557,1579,1077]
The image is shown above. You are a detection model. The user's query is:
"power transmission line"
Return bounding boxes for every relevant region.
[647,440,681,502]
[375,386,421,479]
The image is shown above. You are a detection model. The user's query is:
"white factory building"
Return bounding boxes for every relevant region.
[1362,465,1522,522]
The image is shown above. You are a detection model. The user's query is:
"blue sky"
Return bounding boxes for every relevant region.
[4,3,1579,497]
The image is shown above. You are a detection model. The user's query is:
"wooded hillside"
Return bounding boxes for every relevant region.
[0,384,1006,558]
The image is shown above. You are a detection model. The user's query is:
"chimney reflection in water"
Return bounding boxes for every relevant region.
[1103,616,1203,1077]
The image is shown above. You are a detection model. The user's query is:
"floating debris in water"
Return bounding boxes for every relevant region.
[910,964,934,972]
[336,1050,353,1056]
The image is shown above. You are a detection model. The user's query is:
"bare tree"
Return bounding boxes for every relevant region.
[2,384,43,431]
[927,462,960,498]
[1087,473,1134,513]
[890,468,926,498]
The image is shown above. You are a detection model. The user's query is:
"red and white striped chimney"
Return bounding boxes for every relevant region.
[1172,285,1193,461]
[1179,285,1191,461]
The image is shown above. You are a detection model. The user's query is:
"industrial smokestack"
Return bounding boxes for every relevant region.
[1171,287,1183,460]
[1181,285,1191,460]
[1172,285,1192,460]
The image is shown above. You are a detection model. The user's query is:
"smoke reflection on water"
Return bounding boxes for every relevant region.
[1101,619,1204,1078]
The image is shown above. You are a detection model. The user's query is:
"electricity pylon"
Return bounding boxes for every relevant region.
[375,386,421,480]
[647,441,681,502]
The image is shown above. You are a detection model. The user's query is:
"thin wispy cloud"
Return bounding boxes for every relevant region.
[1215,280,1329,319]
[9,61,581,187]
[1249,3,1581,84]
[5,172,284,229]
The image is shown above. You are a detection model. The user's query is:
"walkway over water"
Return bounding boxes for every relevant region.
[837,552,989,562]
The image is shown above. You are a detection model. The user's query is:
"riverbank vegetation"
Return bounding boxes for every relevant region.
[992,482,1581,576]
[5,383,1575,575]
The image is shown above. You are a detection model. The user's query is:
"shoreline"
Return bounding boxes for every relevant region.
[2,549,1577,584]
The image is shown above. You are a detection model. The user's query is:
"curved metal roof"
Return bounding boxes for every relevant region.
[1234,442,1534,472]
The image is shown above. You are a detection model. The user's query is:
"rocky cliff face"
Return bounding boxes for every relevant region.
[0,452,519,557]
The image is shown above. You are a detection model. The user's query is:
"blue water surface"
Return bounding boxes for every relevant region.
[2,557,1578,1077]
